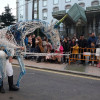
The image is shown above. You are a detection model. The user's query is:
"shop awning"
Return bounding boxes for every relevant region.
[67,3,87,23]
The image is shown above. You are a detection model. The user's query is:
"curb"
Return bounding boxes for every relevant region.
[13,63,100,79]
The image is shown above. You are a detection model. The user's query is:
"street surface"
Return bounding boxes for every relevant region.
[0,65,100,100]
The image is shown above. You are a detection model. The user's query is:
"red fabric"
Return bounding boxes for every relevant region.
[55,45,64,58]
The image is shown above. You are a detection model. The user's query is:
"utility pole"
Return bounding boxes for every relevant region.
[32,0,34,20]
[37,0,39,36]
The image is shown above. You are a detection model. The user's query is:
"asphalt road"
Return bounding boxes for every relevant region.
[0,65,100,100]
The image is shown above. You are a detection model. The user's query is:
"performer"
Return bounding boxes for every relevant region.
[0,45,19,93]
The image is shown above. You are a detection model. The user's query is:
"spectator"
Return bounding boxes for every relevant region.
[88,42,97,66]
[74,36,78,42]
[72,43,79,61]
[36,36,44,63]
[42,37,47,53]
[70,38,76,54]
[78,35,88,65]
[27,35,32,52]
[31,34,36,52]
[72,43,79,54]
[28,35,32,45]
[67,37,71,45]
[96,35,100,48]
[70,38,76,47]
[46,39,52,52]
[62,37,70,63]
[52,45,64,64]
[60,38,63,45]
[45,48,52,62]
[88,33,98,48]
[35,38,40,52]
[24,36,28,47]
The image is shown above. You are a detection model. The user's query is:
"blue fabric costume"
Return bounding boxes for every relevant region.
[0,45,11,86]
[0,44,25,93]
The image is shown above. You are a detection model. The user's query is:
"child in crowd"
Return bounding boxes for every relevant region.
[46,48,52,62]
[52,45,64,64]
[88,42,97,66]
[72,43,79,61]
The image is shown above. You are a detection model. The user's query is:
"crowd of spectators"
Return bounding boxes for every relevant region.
[24,32,100,66]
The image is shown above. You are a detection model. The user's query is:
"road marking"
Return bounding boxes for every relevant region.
[26,73,35,75]
[14,65,100,81]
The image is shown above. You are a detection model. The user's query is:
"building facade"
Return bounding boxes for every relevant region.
[16,0,100,37]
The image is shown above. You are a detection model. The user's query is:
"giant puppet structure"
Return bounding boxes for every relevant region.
[0,19,62,89]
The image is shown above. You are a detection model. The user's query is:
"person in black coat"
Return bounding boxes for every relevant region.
[31,34,36,52]
[70,38,76,47]
[88,33,97,48]
[62,37,70,63]
[78,35,88,65]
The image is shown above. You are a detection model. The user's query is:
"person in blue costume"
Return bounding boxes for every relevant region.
[0,45,19,93]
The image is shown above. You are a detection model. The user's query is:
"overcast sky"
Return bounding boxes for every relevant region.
[0,0,16,16]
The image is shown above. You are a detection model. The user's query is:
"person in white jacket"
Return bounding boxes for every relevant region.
[0,46,19,94]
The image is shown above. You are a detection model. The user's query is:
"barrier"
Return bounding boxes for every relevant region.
[69,48,98,65]
[20,48,100,66]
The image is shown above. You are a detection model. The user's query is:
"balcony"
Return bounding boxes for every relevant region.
[52,10,66,19]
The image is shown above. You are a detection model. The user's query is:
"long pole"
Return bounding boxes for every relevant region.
[37,0,39,19]
[54,14,68,28]
[32,0,34,20]
[37,0,39,36]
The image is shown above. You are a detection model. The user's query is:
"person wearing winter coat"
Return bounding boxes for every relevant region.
[78,35,88,65]
[36,36,44,63]
[88,33,98,48]
[96,35,100,48]
[62,37,70,63]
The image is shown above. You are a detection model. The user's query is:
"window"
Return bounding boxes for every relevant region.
[91,0,99,6]
[34,10,37,19]
[42,9,48,20]
[78,2,85,7]
[53,7,59,12]
[43,0,47,7]
[20,14,23,19]
[65,0,71,3]
[34,0,37,8]
[65,5,71,10]
[53,0,59,5]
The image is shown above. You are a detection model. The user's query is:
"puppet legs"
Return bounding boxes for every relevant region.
[6,60,19,91]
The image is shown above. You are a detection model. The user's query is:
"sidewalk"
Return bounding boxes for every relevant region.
[13,59,66,71]
[85,66,100,76]
[13,59,100,77]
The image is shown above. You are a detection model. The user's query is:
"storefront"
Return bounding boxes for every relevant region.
[52,3,100,38]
